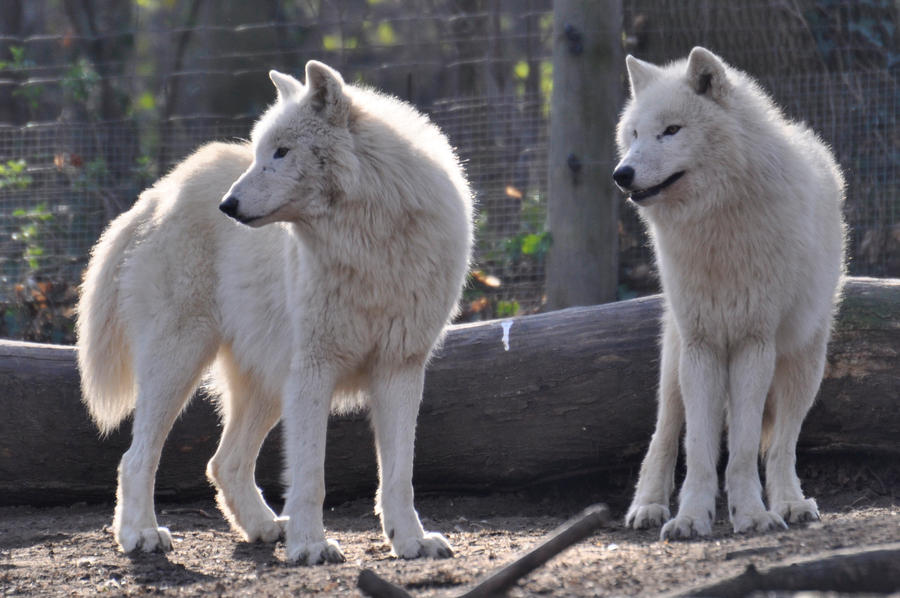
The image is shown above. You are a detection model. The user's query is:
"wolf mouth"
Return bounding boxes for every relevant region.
[631,171,685,202]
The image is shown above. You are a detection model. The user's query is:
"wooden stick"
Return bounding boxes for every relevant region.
[357,504,610,598]
[357,569,413,598]
[459,503,609,597]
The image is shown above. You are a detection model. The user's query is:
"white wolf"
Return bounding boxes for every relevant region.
[612,47,845,540]
[77,60,472,563]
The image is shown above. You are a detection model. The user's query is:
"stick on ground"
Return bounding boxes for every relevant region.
[358,503,610,598]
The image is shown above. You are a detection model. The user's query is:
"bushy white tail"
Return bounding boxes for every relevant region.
[76,208,143,435]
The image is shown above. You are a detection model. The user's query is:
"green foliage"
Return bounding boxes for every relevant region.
[323,34,359,51]
[460,189,551,321]
[62,58,100,104]
[495,299,520,318]
[0,45,31,71]
[3,46,43,114]
[71,157,109,192]
[375,22,397,45]
[503,231,552,263]
[11,204,53,273]
[513,61,529,80]
[500,192,552,263]
[0,160,32,190]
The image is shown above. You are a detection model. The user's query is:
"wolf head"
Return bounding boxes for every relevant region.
[220,61,360,228]
[612,47,741,210]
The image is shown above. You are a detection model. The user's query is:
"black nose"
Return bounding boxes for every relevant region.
[219,196,239,218]
[613,166,635,188]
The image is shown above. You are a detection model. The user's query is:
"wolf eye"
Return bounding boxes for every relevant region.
[663,125,681,136]
[273,147,290,159]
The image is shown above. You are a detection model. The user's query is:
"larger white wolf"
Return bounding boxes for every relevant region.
[77,60,472,563]
[612,47,845,540]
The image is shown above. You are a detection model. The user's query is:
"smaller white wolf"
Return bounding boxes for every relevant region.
[613,47,845,539]
[77,61,472,563]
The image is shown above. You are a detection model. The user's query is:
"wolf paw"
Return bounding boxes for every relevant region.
[118,526,173,553]
[772,499,819,524]
[660,514,712,540]
[243,516,287,543]
[286,538,345,566]
[392,532,453,559]
[732,510,787,534]
[625,503,670,529]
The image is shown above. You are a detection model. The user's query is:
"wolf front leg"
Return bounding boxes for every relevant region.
[725,340,787,533]
[280,360,345,565]
[626,316,684,529]
[661,343,727,540]
[370,363,452,559]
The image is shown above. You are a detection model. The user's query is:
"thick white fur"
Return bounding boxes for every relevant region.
[77,61,472,563]
[614,47,845,540]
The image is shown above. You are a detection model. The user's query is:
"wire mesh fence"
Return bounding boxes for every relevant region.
[0,0,896,343]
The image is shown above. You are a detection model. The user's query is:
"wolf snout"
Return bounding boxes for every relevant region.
[613,165,635,189]
[219,196,240,218]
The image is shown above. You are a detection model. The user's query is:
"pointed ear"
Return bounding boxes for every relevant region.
[269,70,304,102]
[304,60,350,126]
[625,55,662,97]
[686,47,731,102]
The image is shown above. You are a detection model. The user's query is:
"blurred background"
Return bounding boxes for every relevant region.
[0,0,896,343]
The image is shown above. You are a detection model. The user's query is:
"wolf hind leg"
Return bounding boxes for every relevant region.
[626,315,684,529]
[114,326,219,553]
[764,328,827,523]
[207,347,284,542]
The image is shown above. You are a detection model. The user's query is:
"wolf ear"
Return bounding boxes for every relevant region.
[686,47,731,102]
[625,55,661,97]
[269,70,304,102]
[304,60,350,126]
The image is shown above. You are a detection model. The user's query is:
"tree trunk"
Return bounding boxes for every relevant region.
[0,278,897,506]
[545,0,623,308]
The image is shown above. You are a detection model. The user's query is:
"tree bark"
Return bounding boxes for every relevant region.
[0,278,897,506]
[545,0,623,308]
[668,543,900,597]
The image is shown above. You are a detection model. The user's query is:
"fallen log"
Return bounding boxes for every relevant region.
[0,277,897,506]
[667,543,900,597]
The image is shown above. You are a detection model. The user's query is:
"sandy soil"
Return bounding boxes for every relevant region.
[2,466,898,597]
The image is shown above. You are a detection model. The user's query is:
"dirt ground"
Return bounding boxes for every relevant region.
[2,465,898,597]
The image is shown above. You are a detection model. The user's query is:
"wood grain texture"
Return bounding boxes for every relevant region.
[545,0,623,308]
[0,278,897,506]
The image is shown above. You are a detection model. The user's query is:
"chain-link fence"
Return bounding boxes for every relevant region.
[0,0,896,343]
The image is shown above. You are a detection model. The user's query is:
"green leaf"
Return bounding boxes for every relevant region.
[9,46,25,64]
[137,92,156,111]
[376,22,397,45]
[520,233,542,255]
[496,300,520,317]
[513,60,529,80]
[323,34,341,51]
